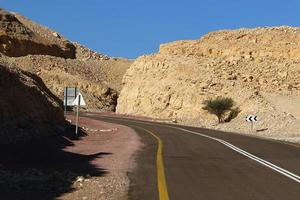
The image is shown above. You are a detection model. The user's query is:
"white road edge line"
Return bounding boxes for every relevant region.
[173,127,300,184]
[95,116,300,184]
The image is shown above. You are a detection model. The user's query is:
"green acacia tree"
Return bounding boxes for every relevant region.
[202,97,235,123]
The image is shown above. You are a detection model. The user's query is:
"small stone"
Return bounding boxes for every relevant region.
[227,74,237,80]
[52,32,61,38]
[287,84,293,90]
[76,176,84,182]
[278,71,288,79]
[244,54,251,59]
[85,174,91,178]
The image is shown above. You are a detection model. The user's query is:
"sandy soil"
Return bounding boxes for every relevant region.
[59,114,141,200]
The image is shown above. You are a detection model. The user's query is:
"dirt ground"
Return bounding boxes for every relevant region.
[0,114,141,200]
[59,114,141,200]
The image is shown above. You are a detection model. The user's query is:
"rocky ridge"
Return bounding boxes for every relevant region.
[0,8,75,58]
[117,26,300,141]
[0,8,133,111]
[0,61,64,144]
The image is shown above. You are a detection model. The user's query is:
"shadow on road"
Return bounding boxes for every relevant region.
[0,123,110,200]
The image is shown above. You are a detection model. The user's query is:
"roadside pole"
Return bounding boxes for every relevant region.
[64,87,68,116]
[75,95,81,135]
[74,87,77,117]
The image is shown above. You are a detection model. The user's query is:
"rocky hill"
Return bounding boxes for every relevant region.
[0,62,64,144]
[0,8,75,58]
[117,27,300,141]
[0,8,133,111]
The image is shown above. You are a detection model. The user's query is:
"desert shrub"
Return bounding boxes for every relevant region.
[202,97,235,123]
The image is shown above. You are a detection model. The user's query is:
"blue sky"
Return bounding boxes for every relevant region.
[1,0,300,58]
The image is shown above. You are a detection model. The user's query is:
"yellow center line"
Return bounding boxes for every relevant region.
[132,125,170,200]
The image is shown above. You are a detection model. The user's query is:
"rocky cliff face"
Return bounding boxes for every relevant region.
[117,27,300,141]
[0,62,64,144]
[0,8,133,111]
[0,8,75,58]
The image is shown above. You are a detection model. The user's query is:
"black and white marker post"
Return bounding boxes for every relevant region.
[246,115,258,132]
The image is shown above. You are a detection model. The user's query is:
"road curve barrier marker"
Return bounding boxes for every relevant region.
[246,115,258,131]
[131,125,170,200]
[246,115,258,122]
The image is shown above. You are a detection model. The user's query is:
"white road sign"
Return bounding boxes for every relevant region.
[246,115,258,122]
[64,87,77,106]
[72,92,86,106]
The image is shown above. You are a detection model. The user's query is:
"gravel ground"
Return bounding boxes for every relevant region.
[59,114,142,200]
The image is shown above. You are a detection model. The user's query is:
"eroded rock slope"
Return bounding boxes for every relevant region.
[117,27,300,141]
[0,62,64,144]
[0,8,75,58]
[0,8,133,111]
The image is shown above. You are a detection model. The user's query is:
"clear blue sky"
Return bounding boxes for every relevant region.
[1,0,300,58]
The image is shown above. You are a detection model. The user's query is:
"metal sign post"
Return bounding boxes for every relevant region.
[75,95,81,135]
[72,92,86,136]
[74,88,77,117]
[64,87,68,116]
[63,87,86,136]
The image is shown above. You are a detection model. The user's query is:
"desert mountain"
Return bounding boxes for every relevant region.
[117,27,300,141]
[0,61,64,144]
[0,8,75,58]
[0,8,133,111]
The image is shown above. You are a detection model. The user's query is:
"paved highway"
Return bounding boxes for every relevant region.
[83,113,300,200]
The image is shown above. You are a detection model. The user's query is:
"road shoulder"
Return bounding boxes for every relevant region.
[61,115,142,200]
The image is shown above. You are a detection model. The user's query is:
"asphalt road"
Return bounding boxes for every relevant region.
[83,113,300,200]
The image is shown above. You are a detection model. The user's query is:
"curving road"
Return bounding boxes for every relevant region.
[83,113,300,200]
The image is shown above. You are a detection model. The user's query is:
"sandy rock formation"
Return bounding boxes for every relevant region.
[117,27,300,141]
[3,54,121,111]
[0,8,75,58]
[0,8,133,111]
[0,62,64,144]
